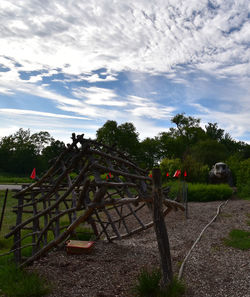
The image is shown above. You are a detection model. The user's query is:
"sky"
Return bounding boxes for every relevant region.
[0,0,249,144]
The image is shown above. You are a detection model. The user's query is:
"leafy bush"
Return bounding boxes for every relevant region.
[227,157,250,199]
[165,181,233,202]
[159,157,209,184]
[187,183,233,202]
[160,158,182,181]
[182,155,209,183]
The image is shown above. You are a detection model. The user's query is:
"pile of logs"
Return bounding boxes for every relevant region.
[4,134,184,266]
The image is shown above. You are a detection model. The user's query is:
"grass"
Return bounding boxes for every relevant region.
[0,174,32,184]
[132,267,185,297]
[246,214,250,226]
[224,229,250,250]
[0,258,50,297]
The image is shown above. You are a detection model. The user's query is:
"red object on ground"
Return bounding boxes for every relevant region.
[30,168,36,179]
[66,240,94,254]
[173,170,181,178]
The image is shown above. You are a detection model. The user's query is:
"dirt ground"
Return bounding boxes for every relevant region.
[29,199,250,297]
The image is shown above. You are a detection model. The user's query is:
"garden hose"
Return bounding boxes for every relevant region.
[178,199,229,280]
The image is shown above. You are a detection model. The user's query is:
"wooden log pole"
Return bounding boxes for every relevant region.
[152,168,173,286]
[0,189,8,231]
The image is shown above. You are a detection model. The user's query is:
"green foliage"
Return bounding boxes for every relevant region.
[235,158,250,198]
[132,268,185,297]
[160,157,209,183]
[0,260,50,297]
[187,183,233,202]
[96,121,140,162]
[139,137,161,169]
[165,182,233,202]
[227,157,250,198]
[0,128,63,176]
[205,122,224,141]
[132,267,162,297]
[224,229,250,250]
[161,277,186,297]
[182,155,209,183]
[190,139,229,167]
[160,158,182,180]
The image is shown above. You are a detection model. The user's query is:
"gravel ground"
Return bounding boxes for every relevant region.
[29,199,250,297]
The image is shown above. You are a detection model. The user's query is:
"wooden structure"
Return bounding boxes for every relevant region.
[5,134,184,266]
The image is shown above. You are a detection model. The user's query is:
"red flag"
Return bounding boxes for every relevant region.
[173,170,181,178]
[30,168,36,179]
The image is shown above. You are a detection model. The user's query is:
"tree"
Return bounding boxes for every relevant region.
[42,140,66,165]
[0,129,37,174]
[96,120,118,147]
[96,121,140,161]
[158,132,185,159]
[30,131,54,154]
[190,139,229,167]
[0,128,61,175]
[170,113,201,138]
[168,113,206,156]
[139,137,161,169]
[205,122,224,141]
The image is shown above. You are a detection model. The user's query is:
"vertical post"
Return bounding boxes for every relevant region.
[14,195,23,264]
[0,189,8,231]
[152,168,173,286]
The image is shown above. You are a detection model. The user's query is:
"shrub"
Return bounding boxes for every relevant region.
[132,267,162,297]
[182,155,209,183]
[164,181,233,202]
[227,157,250,199]
[160,158,182,181]
[187,183,233,202]
[132,267,185,297]
[160,157,209,184]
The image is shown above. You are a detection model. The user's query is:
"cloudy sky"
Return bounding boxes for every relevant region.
[0,0,249,143]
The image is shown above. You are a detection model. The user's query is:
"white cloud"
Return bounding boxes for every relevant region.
[0,0,249,78]
[127,95,175,119]
[0,108,89,120]
[0,0,249,142]
[72,87,126,106]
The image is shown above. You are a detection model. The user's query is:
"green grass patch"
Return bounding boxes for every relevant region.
[0,259,50,297]
[0,174,32,184]
[164,181,233,202]
[246,214,250,226]
[132,267,185,297]
[224,229,250,250]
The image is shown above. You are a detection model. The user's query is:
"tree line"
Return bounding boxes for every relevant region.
[1,113,250,180]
